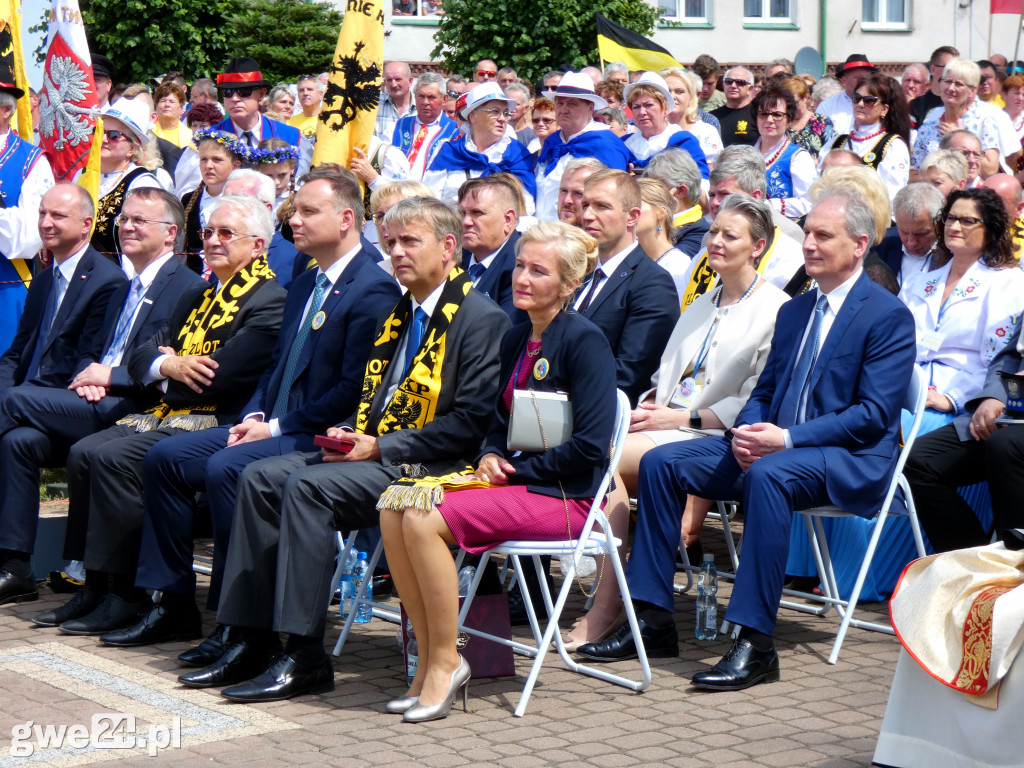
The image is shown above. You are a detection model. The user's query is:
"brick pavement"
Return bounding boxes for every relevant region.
[0,524,899,767]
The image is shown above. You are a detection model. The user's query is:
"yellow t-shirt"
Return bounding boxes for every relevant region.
[152,122,193,148]
[288,113,318,139]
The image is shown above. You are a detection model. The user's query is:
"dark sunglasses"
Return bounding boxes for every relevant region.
[104,129,135,143]
[723,78,750,87]
[446,88,463,98]
[852,93,881,105]
[476,70,497,78]
[222,86,256,99]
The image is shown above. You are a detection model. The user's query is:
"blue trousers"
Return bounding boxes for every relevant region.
[136,426,314,607]
[626,436,830,636]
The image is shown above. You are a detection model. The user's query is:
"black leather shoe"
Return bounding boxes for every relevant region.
[177,639,282,688]
[220,652,334,702]
[0,569,38,605]
[576,615,679,662]
[507,582,553,627]
[178,624,239,667]
[372,574,394,600]
[58,594,149,636]
[691,637,780,691]
[100,600,203,647]
[33,587,103,627]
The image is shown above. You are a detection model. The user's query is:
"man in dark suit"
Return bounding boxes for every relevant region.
[95,169,401,649]
[176,197,510,701]
[0,189,205,610]
[905,321,1024,552]
[458,174,526,322]
[0,183,127,604]
[577,169,678,407]
[876,182,943,286]
[578,194,917,691]
[44,195,286,636]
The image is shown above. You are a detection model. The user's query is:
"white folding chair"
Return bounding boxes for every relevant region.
[457,389,651,717]
[778,364,929,664]
[674,500,742,594]
[329,531,401,656]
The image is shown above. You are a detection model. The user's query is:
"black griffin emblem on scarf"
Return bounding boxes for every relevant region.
[320,41,381,132]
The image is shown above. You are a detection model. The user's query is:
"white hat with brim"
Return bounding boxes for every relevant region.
[460,81,517,119]
[622,71,674,110]
[542,71,608,110]
[101,98,151,145]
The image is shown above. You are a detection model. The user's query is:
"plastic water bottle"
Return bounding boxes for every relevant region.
[405,618,418,686]
[352,551,372,623]
[457,565,476,597]
[338,548,358,618]
[695,554,718,641]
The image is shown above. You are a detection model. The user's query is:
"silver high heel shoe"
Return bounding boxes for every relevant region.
[385,695,418,714]
[402,657,471,723]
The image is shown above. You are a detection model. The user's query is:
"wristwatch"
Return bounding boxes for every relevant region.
[689,410,702,430]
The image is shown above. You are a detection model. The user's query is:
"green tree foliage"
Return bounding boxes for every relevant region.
[223,0,344,85]
[431,0,660,85]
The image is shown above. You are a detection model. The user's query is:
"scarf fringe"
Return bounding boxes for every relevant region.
[116,413,164,433]
[376,483,447,512]
[116,412,219,433]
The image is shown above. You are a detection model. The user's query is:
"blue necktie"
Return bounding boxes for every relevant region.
[468,262,486,284]
[27,269,64,379]
[403,307,429,379]
[102,277,145,366]
[777,294,829,428]
[270,272,330,419]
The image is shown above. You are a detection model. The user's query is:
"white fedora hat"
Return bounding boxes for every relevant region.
[622,71,674,109]
[542,71,608,110]
[460,81,517,119]
[102,98,151,145]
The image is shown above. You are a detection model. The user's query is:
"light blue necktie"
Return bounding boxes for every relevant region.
[270,272,330,419]
[777,294,829,428]
[102,277,145,366]
[27,269,64,379]
[403,307,429,379]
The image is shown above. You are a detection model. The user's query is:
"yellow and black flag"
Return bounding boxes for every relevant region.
[595,13,679,72]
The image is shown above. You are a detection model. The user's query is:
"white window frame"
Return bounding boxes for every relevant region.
[658,0,714,24]
[861,0,911,31]
[743,0,797,25]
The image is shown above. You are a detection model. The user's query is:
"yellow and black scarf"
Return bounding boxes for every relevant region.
[680,226,782,309]
[355,267,472,436]
[118,256,276,433]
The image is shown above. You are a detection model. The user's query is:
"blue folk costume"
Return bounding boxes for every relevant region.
[0,135,46,351]
[624,129,710,179]
[213,115,301,149]
[428,134,537,198]
[764,141,801,201]
[392,114,461,169]
[536,129,632,175]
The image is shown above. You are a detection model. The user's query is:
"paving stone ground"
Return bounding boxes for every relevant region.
[0,520,898,767]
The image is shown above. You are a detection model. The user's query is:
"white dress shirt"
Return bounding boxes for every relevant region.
[0,131,53,261]
[574,241,635,310]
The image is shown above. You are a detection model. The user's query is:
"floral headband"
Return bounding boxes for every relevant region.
[192,128,248,157]
[248,144,300,165]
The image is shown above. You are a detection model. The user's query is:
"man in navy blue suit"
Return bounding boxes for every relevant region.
[94,168,401,649]
[458,174,526,323]
[0,189,206,611]
[0,183,127,604]
[578,193,917,691]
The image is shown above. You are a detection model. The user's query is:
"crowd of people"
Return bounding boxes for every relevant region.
[0,40,1022,723]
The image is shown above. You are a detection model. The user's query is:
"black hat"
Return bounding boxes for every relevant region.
[837,54,876,77]
[0,21,23,98]
[92,53,116,81]
[216,57,270,90]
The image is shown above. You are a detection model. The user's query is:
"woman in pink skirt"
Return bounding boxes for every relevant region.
[379,221,618,723]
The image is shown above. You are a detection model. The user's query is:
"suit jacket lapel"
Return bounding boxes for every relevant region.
[44,252,93,353]
[585,245,642,316]
[124,262,175,350]
[806,272,871,394]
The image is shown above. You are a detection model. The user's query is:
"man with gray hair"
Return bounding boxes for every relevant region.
[901,62,930,101]
[876,182,944,284]
[223,169,299,285]
[392,72,460,180]
[643,149,707,257]
[579,192,917,695]
[765,58,795,77]
[711,66,757,146]
[375,61,416,142]
[288,75,324,140]
[603,61,628,87]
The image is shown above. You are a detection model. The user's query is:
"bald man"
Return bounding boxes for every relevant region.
[982,173,1024,257]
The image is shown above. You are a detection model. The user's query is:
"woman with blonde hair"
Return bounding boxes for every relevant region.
[662,66,723,164]
[623,71,709,176]
[379,220,617,721]
[636,177,690,300]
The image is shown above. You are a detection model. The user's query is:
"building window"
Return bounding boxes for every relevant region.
[659,0,711,22]
[392,0,445,17]
[743,0,795,23]
[862,0,909,29]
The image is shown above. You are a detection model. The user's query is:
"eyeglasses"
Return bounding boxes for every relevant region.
[476,106,513,118]
[940,78,972,90]
[980,74,994,82]
[956,149,984,159]
[532,117,556,125]
[201,227,258,242]
[446,88,463,98]
[104,129,135,144]
[757,110,787,121]
[852,93,881,105]
[723,78,751,87]
[476,70,497,79]
[943,215,983,228]
[222,86,256,99]
[115,214,173,228]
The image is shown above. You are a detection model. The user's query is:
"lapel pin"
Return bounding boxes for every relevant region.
[311,311,326,330]
[533,358,549,380]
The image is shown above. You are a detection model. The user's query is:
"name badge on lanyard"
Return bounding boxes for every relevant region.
[670,375,703,409]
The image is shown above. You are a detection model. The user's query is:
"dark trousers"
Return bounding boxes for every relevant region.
[216,452,402,639]
[135,426,315,606]
[0,385,133,555]
[904,422,1024,553]
[627,437,830,636]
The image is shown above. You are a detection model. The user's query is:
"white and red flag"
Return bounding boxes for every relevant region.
[38,0,97,181]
